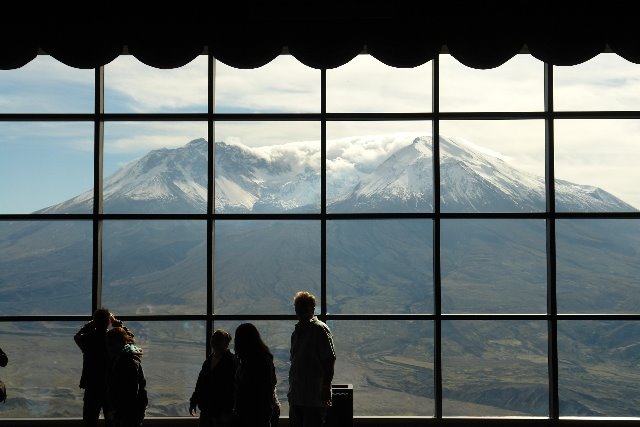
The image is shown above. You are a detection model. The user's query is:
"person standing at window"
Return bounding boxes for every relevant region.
[288,291,336,427]
[74,308,131,427]
[189,329,235,427]
[233,323,277,427]
[106,326,147,427]
[0,345,7,404]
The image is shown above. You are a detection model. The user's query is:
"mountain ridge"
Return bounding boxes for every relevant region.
[35,135,637,214]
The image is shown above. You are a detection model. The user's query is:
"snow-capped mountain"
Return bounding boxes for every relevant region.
[39,134,637,214]
[5,134,640,417]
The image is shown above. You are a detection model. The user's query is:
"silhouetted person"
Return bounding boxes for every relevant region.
[189,329,235,427]
[0,345,6,404]
[233,323,278,427]
[106,326,147,427]
[288,291,336,427]
[75,308,130,427]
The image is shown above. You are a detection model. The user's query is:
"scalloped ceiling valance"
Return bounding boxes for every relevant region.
[1,1,638,71]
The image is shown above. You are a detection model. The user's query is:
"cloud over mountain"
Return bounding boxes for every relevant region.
[37,134,637,214]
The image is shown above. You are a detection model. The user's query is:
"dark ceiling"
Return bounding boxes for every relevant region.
[1,0,638,70]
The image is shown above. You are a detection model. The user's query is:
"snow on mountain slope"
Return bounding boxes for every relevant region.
[36,134,637,214]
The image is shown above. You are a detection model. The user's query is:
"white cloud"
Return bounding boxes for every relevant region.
[215,56,320,113]
[105,56,208,112]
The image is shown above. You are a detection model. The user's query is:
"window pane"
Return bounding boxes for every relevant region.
[104,122,208,214]
[439,120,545,213]
[214,121,320,213]
[333,320,434,416]
[0,55,93,113]
[0,122,94,214]
[124,320,206,416]
[326,121,433,213]
[441,219,547,314]
[214,220,320,315]
[555,119,640,212]
[442,321,548,416]
[0,321,84,417]
[105,55,208,113]
[215,56,320,113]
[557,219,640,314]
[327,54,432,112]
[102,220,207,315]
[554,53,640,111]
[327,219,433,314]
[559,321,640,416]
[439,54,543,112]
[0,221,92,315]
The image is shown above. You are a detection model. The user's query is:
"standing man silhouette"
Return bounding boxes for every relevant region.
[288,291,336,427]
[74,308,129,427]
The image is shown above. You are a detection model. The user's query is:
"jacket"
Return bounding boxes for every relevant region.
[107,343,148,422]
[190,349,235,415]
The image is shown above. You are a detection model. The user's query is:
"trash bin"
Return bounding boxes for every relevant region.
[325,384,353,427]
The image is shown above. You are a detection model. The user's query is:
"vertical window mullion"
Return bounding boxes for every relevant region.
[432,54,443,420]
[321,68,327,319]
[207,54,216,354]
[92,65,104,314]
[544,62,560,420]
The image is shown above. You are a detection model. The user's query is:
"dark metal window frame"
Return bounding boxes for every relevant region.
[2,53,640,422]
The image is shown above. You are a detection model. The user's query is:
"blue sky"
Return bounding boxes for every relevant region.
[1,53,640,213]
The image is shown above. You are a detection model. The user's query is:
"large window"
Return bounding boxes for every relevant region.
[1,52,640,420]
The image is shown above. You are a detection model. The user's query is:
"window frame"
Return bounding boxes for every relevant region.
[2,53,640,422]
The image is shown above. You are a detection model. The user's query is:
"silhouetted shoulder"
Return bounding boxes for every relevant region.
[0,346,7,367]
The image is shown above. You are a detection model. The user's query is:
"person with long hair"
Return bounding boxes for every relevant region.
[233,323,278,427]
